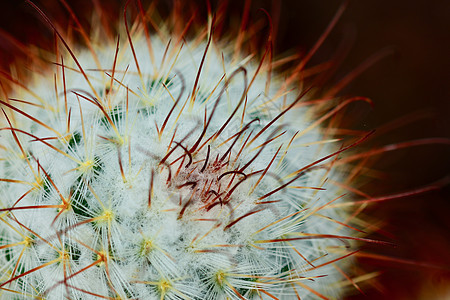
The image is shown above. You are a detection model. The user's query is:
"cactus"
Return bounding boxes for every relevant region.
[0,1,378,299]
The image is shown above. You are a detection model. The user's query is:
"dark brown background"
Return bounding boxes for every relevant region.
[0,1,449,299]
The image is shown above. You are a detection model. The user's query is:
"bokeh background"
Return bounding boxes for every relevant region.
[0,0,449,299]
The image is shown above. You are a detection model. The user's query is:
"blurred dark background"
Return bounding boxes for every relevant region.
[0,0,449,299]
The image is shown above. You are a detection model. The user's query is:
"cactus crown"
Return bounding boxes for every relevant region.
[0,2,370,299]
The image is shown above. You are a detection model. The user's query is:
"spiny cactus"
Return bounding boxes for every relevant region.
[0,1,381,299]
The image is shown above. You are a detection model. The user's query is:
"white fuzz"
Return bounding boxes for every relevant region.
[0,6,366,300]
